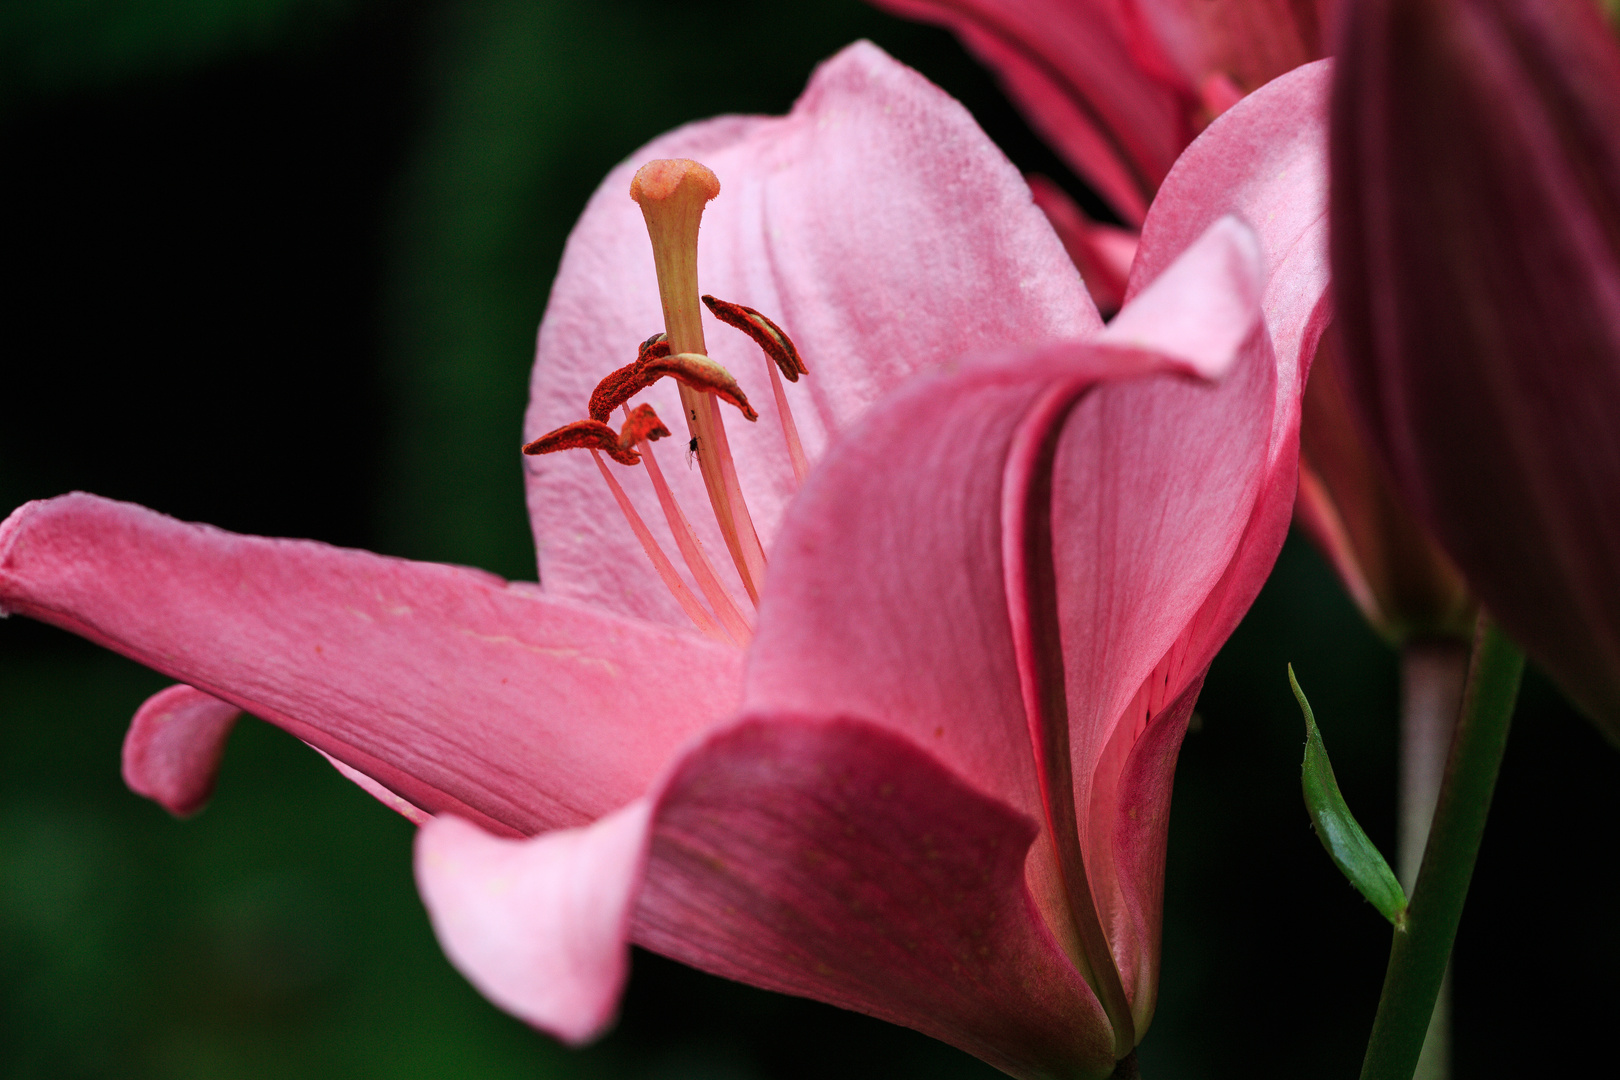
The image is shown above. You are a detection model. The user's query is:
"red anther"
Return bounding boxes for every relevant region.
[642,352,759,421]
[588,333,672,422]
[619,403,671,449]
[702,294,809,381]
[523,419,641,466]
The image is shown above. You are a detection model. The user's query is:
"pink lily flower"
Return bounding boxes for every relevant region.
[1332,0,1620,736]
[867,0,1335,307]
[0,44,1332,1079]
[871,0,1481,656]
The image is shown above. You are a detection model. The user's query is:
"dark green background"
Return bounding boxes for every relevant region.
[3,2,1615,1076]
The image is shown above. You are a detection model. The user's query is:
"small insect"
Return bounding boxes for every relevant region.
[686,435,700,469]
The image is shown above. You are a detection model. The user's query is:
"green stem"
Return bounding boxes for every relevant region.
[1397,640,1469,1080]
[1360,618,1524,1080]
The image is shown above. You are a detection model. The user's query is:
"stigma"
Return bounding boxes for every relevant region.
[524,158,812,646]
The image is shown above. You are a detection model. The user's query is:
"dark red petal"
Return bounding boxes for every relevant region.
[1333,0,1620,734]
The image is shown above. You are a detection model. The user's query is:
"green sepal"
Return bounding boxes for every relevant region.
[1290,665,1408,925]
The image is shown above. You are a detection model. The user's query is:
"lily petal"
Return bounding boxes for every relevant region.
[314,748,432,826]
[121,683,241,818]
[1098,676,1202,1031]
[0,493,740,836]
[867,0,1193,223]
[638,716,1116,1080]
[526,40,1096,628]
[745,221,1263,1031]
[990,219,1275,1039]
[426,714,1116,1079]
[1129,0,1335,97]
[1054,67,1333,1019]
[1128,57,1334,387]
[1096,214,1263,378]
[415,800,653,1045]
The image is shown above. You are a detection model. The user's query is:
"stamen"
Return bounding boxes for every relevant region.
[702,293,810,484]
[624,406,754,646]
[618,403,671,448]
[523,419,640,466]
[699,396,768,601]
[702,295,808,380]
[587,449,729,644]
[590,335,670,423]
[631,158,769,604]
[760,346,811,485]
[642,352,759,421]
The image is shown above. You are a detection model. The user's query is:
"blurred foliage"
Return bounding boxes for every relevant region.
[3,1,1618,1078]
[0,0,360,101]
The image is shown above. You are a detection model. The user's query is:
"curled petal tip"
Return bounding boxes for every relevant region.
[415,803,652,1045]
[121,684,242,817]
[1100,215,1263,380]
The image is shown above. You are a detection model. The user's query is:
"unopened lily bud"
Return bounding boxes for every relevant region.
[1332,0,1620,737]
[1295,332,1474,645]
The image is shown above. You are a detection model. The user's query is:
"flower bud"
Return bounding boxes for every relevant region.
[1295,331,1474,645]
[1332,0,1620,737]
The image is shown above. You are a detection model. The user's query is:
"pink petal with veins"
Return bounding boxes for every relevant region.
[636,716,1116,1080]
[0,493,740,838]
[417,715,1117,1079]
[526,41,1096,629]
[416,801,653,1046]
[1128,59,1334,387]
[1060,65,1332,1025]
[745,216,1265,1035]
[121,683,241,817]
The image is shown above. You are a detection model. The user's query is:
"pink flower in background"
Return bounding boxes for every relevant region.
[0,43,1331,1080]
[872,0,1478,656]
[869,0,1335,307]
[1332,0,1620,735]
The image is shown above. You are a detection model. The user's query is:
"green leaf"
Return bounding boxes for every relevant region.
[1290,665,1407,925]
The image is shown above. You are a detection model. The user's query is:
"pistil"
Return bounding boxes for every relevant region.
[630,159,769,603]
[525,157,813,639]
